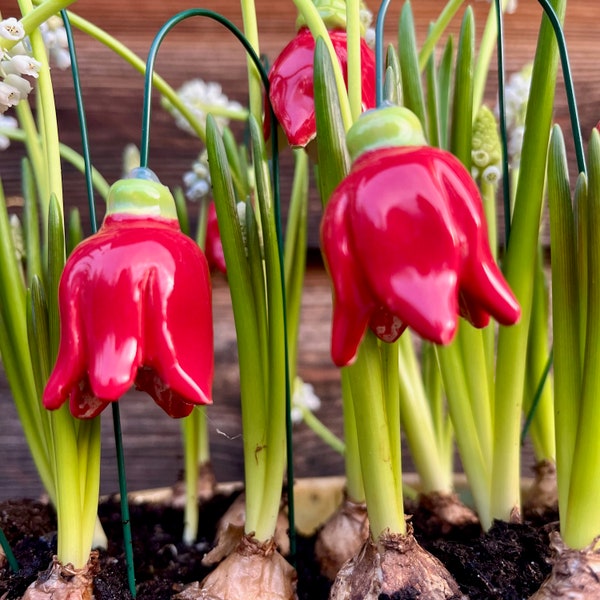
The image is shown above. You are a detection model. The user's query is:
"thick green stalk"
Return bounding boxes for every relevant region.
[345,0,362,122]
[398,333,452,495]
[239,0,262,126]
[340,371,365,503]
[345,331,405,538]
[251,116,288,542]
[207,116,268,535]
[490,0,565,523]
[564,130,600,549]
[182,411,200,545]
[437,340,491,529]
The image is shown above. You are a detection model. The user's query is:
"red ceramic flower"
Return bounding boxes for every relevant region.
[205,201,226,274]
[267,27,376,148]
[321,108,521,367]
[43,170,214,418]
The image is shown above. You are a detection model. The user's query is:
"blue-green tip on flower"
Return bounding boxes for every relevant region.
[346,105,426,162]
[106,168,178,219]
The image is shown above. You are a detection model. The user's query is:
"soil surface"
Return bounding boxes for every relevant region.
[0,492,557,599]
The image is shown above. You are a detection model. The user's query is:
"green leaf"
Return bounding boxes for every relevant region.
[21,158,42,284]
[46,193,65,362]
[425,30,440,149]
[449,7,474,167]
[436,36,454,150]
[66,208,83,256]
[398,1,428,139]
[313,36,350,204]
[173,187,190,237]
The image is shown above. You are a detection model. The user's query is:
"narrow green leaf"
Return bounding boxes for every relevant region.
[425,30,440,149]
[46,193,65,362]
[449,7,474,167]
[173,188,190,237]
[565,129,600,549]
[66,208,83,256]
[21,158,43,284]
[436,36,454,150]
[313,36,350,204]
[398,1,428,139]
[384,45,401,105]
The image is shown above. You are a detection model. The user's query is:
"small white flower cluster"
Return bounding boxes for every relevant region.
[164,78,244,137]
[183,150,211,202]
[40,15,71,70]
[500,63,532,170]
[471,105,502,185]
[291,377,321,425]
[0,17,41,114]
[0,114,17,150]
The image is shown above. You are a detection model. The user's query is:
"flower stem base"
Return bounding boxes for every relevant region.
[329,526,464,599]
[175,534,297,600]
[314,491,369,580]
[529,532,600,599]
[22,551,99,600]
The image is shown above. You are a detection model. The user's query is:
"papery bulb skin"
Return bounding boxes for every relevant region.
[43,170,214,419]
[321,108,520,367]
[267,27,376,148]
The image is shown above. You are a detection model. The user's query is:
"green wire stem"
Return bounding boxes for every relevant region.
[138,8,295,560]
[519,0,586,443]
[61,10,136,597]
[494,0,511,246]
[0,526,19,573]
[375,0,392,107]
[536,0,585,176]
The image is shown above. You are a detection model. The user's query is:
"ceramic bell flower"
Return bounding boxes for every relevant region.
[267,0,376,148]
[321,106,521,367]
[43,168,214,419]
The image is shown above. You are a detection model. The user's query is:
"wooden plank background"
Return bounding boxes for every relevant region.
[0,0,598,500]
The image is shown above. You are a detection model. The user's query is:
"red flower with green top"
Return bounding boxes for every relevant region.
[43,169,214,418]
[267,0,376,149]
[321,107,521,367]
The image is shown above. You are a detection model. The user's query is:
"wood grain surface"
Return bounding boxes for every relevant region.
[0,0,595,500]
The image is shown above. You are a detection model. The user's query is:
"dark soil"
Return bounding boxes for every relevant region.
[0,492,557,599]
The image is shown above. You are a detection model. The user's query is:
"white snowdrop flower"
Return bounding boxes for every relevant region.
[40,16,71,69]
[0,80,21,112]
[4,73,31,98]
[183,152,211,202]
[0,114,17,150]
[1,53,41,78]
[0,18,25,41]
[164,78,245,137]
[291,378,321,425]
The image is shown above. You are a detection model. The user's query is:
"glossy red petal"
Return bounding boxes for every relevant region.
[321,189,374,367]
[268,28,376,148]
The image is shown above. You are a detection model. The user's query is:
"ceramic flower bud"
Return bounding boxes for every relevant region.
[205,201,226,274]
[267,0,376,148]
[321,106,521,367]
[43,168,214,418]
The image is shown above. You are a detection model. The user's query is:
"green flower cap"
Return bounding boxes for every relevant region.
[106,167,178,220]
[296,0,369,35]
[346,105,426,162]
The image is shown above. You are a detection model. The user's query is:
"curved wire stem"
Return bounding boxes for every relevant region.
[537,0,585,176]
[139,8,295,559]
[494,0,511,248]
[375,0,392,107]
[62,10,136,596]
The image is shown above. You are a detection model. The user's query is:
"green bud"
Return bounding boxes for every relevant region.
[346,105,426,162]
[471,105,502,181]
[106,168,178,220]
